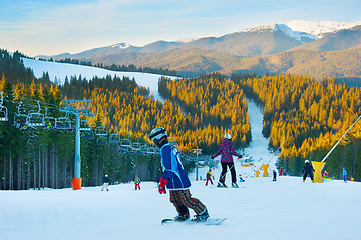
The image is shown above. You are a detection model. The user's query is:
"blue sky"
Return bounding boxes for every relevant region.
[1,0,360,56]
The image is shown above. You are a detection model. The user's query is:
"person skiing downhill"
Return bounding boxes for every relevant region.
[343,168,347,182]
[134,175,141,190]
[272,170,277,181]
[148,127,209,222]
[101,174,109,191]
[211,133,242,188]
[302,160,315,182]
[205,169,214,186]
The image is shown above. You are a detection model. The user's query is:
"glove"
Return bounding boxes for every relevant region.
[158,178,168,194]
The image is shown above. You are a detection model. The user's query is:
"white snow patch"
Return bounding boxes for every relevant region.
[176,37,201,43]
[22,58,176,101]
[286,20,361,38]
[110,43,131,49]
[243,23,317,43]
[242,20,361,41]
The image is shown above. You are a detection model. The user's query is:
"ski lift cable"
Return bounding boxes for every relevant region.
[266,140,285,165]
[321,114,361,163]
[1,90,63,110]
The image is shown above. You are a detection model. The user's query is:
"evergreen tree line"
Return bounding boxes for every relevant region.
[233,73,361,180]
[0,77,163,190]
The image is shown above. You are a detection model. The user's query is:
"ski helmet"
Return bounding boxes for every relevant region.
[305,160,310,163]
[224,133,232,140]
[148,127,167,145]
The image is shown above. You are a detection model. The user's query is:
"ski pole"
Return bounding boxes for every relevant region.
[217,156,242,181]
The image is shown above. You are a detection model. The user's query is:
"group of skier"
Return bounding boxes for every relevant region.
[100,126,347,224]
[148,128,247,223]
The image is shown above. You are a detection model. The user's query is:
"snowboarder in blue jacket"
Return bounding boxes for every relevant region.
[148,127,209,222]
[343,168,347,182]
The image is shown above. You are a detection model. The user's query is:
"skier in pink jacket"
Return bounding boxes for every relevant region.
[211,133,242,188]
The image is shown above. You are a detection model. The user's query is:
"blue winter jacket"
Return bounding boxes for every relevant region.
[160,143,191,190]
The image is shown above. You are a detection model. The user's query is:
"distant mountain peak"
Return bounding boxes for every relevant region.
[286,20,361,38]
[243,23,317,43]
[109,43,131,49]
[243,23,277,33]
[176,37,202,43]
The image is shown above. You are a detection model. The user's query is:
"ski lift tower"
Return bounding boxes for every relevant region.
[61,100,95,190]
[193,149,202,181]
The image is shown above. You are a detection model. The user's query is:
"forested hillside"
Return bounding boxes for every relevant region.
[1,49,361,191]
[233,73,361,180]
[0,50,250,190]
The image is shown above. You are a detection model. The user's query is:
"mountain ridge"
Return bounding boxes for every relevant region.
[38,20,361,59]
[30,20,361,81]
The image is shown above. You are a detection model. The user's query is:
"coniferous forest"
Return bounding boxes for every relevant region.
[1,49,361,190]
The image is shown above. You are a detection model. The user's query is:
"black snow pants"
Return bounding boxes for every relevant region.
[220,162,237,183]
[303,171,314,181]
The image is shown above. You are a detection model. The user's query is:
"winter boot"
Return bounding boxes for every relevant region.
[217,182,227,188]
[192,209,209,222]
[232,182,239,188]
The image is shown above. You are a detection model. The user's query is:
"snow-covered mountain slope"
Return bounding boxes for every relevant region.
[22,58,177,101]
[244,23,317,43]
[109,43,131,49]
[243,20,361,43]
[286,19,361,38]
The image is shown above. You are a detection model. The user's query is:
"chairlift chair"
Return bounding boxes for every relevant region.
[95,126,108,136]
[26,100,45,127]
[14,114,28,129]
[27,112,45,127]
[81,130,94,139]
[109,141,120,149]
[0,92,8,121]
[109,133,121,143]
[131,137,144,152]
[14,102,29,129]
[0,106,8,121]
[43,107,56,129]
[55,117,72,130]
[120,137,132,149]
[79,119,91,131]
[96,135,107,145]
[118,145,133,153]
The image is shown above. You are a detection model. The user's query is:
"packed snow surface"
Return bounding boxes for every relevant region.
[10,59,360,240]
[1,176,360,240]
